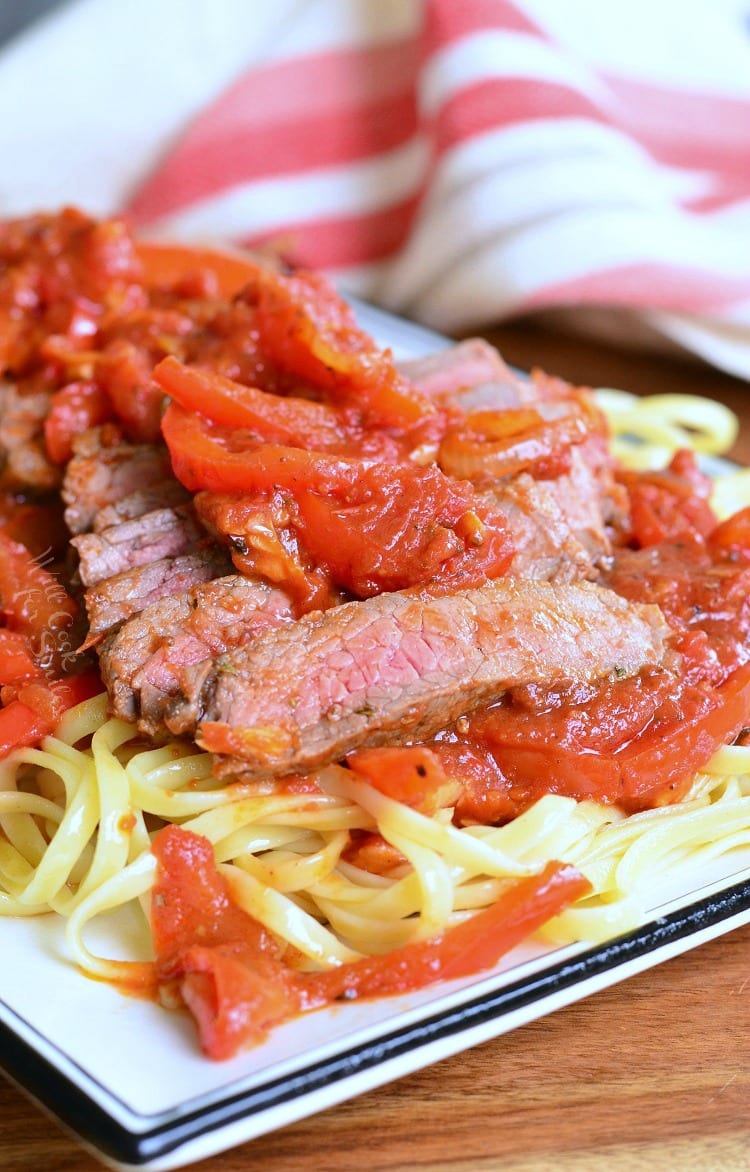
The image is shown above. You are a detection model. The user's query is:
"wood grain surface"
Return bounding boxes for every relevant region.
[2,323,749,1172]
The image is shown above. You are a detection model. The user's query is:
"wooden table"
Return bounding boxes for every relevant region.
[2,324,750,1172]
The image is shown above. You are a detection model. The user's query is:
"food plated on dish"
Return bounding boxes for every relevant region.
[1,208,749,1165]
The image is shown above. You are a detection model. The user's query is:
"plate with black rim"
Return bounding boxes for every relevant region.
[1,303,749,1172]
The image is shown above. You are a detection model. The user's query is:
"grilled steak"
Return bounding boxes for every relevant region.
[542,447,614,561]
[492,474,596,582]
[92,480,190,532]
[82,548,231,645]
[169,578,670,780]
[0,380,59,492]
[99,574,295,732]
[62,430,173,534]
[72,504,202,587]
[404,346,614,577]
[399,340,532,410]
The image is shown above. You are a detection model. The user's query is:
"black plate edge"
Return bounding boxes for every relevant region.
[2,874,749,1168]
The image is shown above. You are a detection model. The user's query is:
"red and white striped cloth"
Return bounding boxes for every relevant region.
[2,0,750,375]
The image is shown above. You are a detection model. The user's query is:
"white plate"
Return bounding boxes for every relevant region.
[2,305,750,1171]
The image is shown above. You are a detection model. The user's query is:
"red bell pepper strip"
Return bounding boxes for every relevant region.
[309,860,591,1000]
[151,825,302,1059]
[161,400,371,496]
[137,240,262,298]
[153,355,354,450]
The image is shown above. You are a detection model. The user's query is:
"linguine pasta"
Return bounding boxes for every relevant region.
[2,671,749,990]
[594,388,739,471]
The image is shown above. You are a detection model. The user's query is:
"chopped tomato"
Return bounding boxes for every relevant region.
[346,747,463,815]
[254,268,431,429]
[194,491,334,614]
[44,380,113,464]
[618,450,717,547]
[342,832,407,875]
[0,701,48,757]
[463,662,750,817]
[709,506,750,562]
[0,494,68,560]
[0,209,145,377]
[0,668,103,759]
[0,629,41,685]
[95,338,165,443]
[605,542,750,685]
[290,464,514,596]
[26,668,104,716]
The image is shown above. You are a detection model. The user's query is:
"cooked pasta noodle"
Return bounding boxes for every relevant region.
[2,693,748,988]
[708,468,750,521]
[595,388,739,471]
[597,388,750,524]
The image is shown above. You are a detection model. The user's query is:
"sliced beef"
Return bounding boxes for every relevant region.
[62,429,173,534]
[169,578,670,780]
[93,480,190,532]
[405,346,615,578]
[99,574,296,732]
[491,474,596,582]
[0,380,59,492]
[82,547,231,646]
[72,504,203,587]
[542,447,614,563]
[399,340,533,410]
[487,445,615,582]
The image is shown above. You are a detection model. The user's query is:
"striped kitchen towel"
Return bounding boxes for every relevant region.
[1,0,750,375]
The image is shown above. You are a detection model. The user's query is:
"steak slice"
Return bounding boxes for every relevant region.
[62,431,173,534]
[542,446,614,563]
[93,480,191,532]
[405,347,614,578]
[169,578,670,780]
[0,380,59,492]
[492,474,596,583]
[99,574,295,732]
[399,340,532,410]
[82,547,231,646]
[72,504,203,587]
